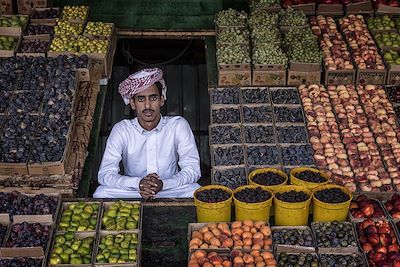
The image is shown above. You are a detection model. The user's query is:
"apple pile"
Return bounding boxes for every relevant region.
[356,219,400,267]
[357,85,400,189]
[327,85,389,192]
[189,220,272,250]
[299,84,355,191]
[339,15,385,70]
[281,0,315,8]
[373,0,400,8]
[350,195,386,219]
[310,16,354,71]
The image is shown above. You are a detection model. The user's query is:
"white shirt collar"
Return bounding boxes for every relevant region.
[132,115,165,134]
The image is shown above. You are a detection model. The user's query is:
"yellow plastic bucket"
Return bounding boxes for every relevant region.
[273,185,312,226]
[248,168,288,191]
[312,184,352,222]
[233,185,274,222]
[194,185,233,223]
[290,167,330,189]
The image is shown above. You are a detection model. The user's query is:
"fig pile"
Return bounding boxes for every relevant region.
[213,167,247,189]
[272,228,314,246]
[50,232,94,265]
[252,171,286,186]
[195,189,231,203]
[213,145,244,166]
[58,202,99,231]
[293,170,327,183]
[211,87,240,105]
[0,191,20,213]
[13,194,58,215]
[314,188,350,203]
[350,195,385,219]
[32,8,59,19]
[275,190,309,202]
[0,258,42,267]
[313,221,357,248]
[5,222,50,248]
[96,233,138,264]
[319,254,365,267]
[234,187,271,203]
[242,88,269,104]
[278,253,318,267]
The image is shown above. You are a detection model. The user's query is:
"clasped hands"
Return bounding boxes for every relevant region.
[139,173,163,199]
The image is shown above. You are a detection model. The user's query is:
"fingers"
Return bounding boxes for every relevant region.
[140,191,154,199]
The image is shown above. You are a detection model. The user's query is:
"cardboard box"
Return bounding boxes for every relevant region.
[287,70,321,86]
[376,4,400,14]
[187,223,231,253]
[17,0,47,15]
[345,0,373,14]
[317,4,344,15]
[93,230,141,267]
[0,0,12,15]
[252,64,287,86]
[356,67,387,85]
[0,15,28,35]
[387,64,400,85]
[283,3,316,15]
[30,7,61,24]
[218,63,251,86]
[324,67,356,85]
[0,162,28,176]
[100,201,142,231]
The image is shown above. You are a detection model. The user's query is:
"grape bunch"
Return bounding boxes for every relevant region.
[248,11,279,29]
[217,27,250,44]
[279,7,307,27]
[251,26,282,44]
[215,8,247,27]
[252,43,288,66]
[251,0,280,8]
[285,28,322,63]
[216,44,251,64]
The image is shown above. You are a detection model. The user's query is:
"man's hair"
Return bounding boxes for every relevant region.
[153,81,163,97]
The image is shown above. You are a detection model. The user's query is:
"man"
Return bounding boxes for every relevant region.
[93,68,201,199]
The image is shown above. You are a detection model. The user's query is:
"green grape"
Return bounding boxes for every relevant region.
[250,0,280,9]
[252,43,288,66]
[279,7,307,27]
[284,28,322,63]
[217,27,250,44]
[215,8,247,27]
[251,26,282,44]
[216,44,251,64]
[248,11,279,29]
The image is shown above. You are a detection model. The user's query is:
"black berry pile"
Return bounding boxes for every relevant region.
[252,171,285,186]
[234,187,271,203]
[242,105,273,123]
[274,106,304,123]
[0,258,42,267]
[319,254,365,267]
[242,88,269,104]
[271,88,300,104]
[273,228,314,246]
[195,189,231,203]
[213,167,246,189]
[246,145,281,165]
[213,145,244,166]
[315,188,350,203]
[13,194,58,215]
[278,253,318,267]
[281,144,314,166]
[276,125,308,143]
[276,190,309,202]
[243,125,274,143]
[211,87,240,104]
[5,222,50,248]
[295,170,327,183]
[211,107,241,124]
[210,125,242,145]
[0,191,20,213]
[313,221,357,248]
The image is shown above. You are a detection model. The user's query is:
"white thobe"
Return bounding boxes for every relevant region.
[93,115,201,198]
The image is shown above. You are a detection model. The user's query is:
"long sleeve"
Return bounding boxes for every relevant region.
[162,119,201,190]
[97,124,142,190]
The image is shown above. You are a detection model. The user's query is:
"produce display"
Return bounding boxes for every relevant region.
[252,43,288,65]
[101,201,140,230]
[246,145,281,165]
[210,125,242,145]
[217,27,250,44]
[281,144,314,165]
[339,15,385,70]
[384,194,400,219]
[279,7,308,27]
[58,202,99,231]
[61,5,89,22]
[313,221,357,248]
[272,228,314,246]
[271,88,300,104]
[195,188,231,203]
[314,187,350,203]
[54,20,84,35]
[215,9,247,28]
[367,16,396,31]
[350,195,386,219]
[230,250,277,266]
[310,16,354,71]
[210,87,240,105]
[234,187,272,203]
[273,106,304,123]
[189,221,272,250]
[216,44,251,65]
[242,88,269,104]
[14,193,58,215]
[251,25,282,44]
[0,191,20,213]
[0,36,19,51]
[0,15,27,27]
[243,125,275,143]
[356,219,400,267]
[25,24,54,36]
[32,8,60,20]
[242,105,273,123]
[319,254,365,267]
[251,171,286,186]
[84,22,113,36]
[277,253,318,267]
[96,233,139,263]
[50,233,94,265]
[285,27,322,64]
[374,32,400,49]
[211,107,241,124]
[213,145,244,166]
[275,190,309,202]
[0,258,43,267]
[4,222,50,248]
[19,39,50,53]
[188,251,230,267]
[213,167,247,189]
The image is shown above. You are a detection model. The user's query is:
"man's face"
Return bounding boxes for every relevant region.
[130,84,164,125]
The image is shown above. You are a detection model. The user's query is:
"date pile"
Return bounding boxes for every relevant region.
[0,55,88,164]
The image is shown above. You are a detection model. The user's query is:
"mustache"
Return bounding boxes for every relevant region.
[142,109,155,113]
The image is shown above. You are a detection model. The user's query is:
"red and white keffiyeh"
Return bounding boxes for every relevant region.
[118,68,167,105]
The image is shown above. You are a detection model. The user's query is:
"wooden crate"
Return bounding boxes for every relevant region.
[317,3,344,15]
[252,64,286,86]
[283,3,316,15]
[386,64,400,85]
[16,35,51,57]
[0,33,22,57]
[30,7,61,24]
[17,0,47,15]
[356,67,387,85]
[0,0,12,15]
[287,62,321,86]
[345,1,373,14]
[323,66,356,85]
[0,15,28,35]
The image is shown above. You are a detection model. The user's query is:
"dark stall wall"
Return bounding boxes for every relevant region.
[51,0,224,29]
